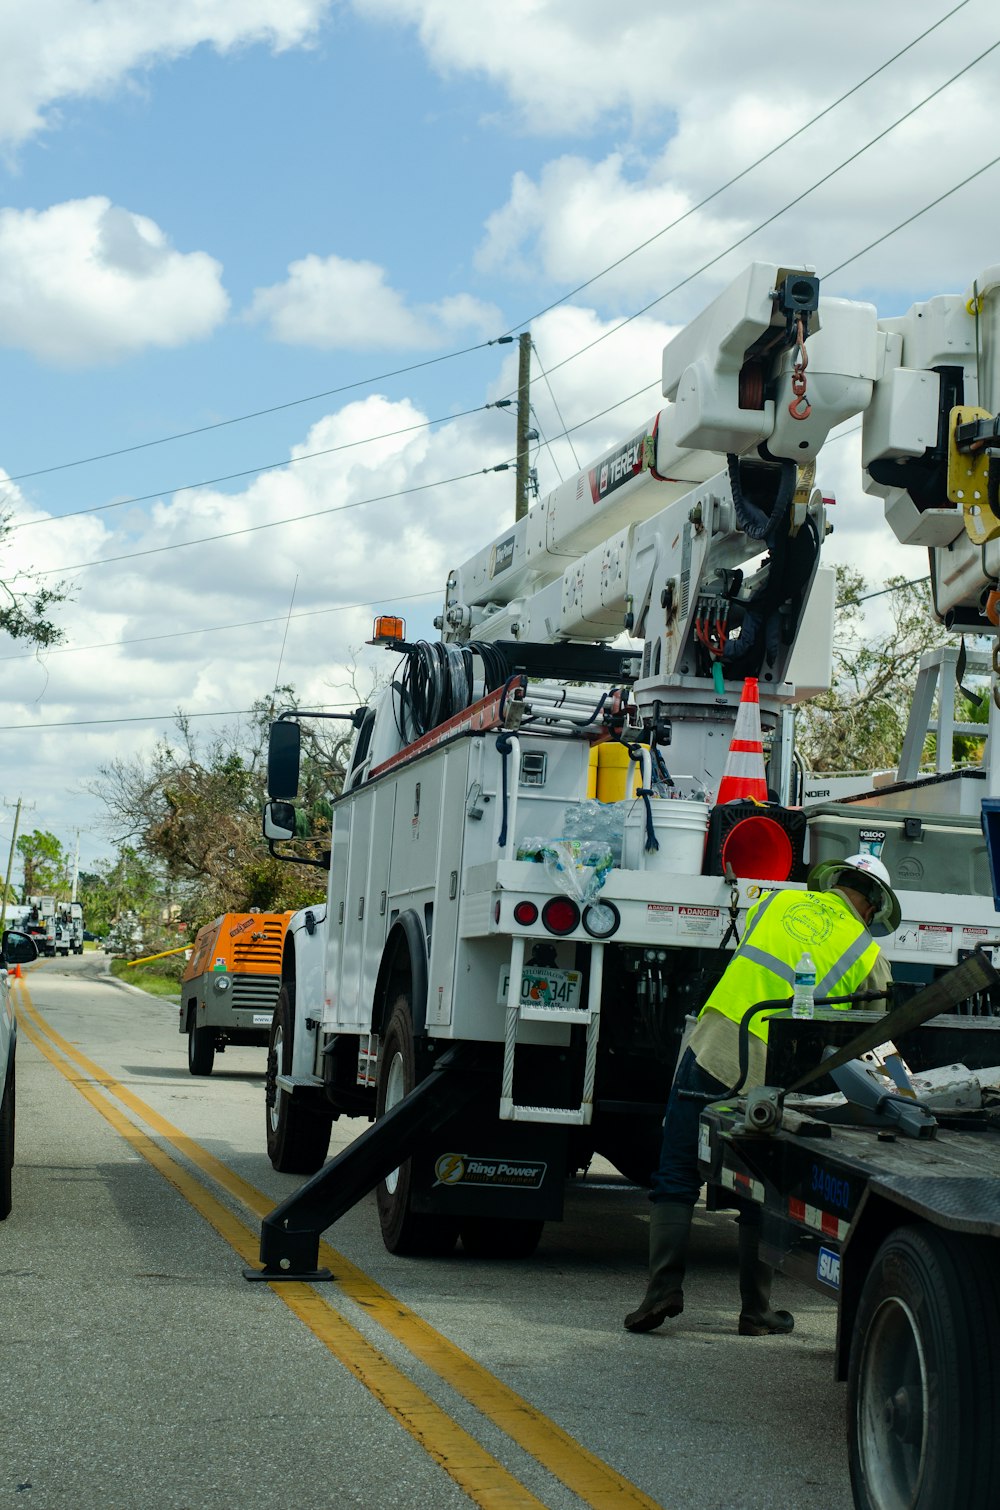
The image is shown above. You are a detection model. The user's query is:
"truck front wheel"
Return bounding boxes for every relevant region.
[375,994,459,1257]
[848,1221,1000,1510]
[188,1020,215,1076]
[265,985,332,1174]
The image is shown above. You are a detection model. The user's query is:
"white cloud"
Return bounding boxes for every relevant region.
[475,62,1000,314]
[0,0,332,147]
[351,0,985,141]
[248,253,499,350]
[0,198,229,366]
[358,0,1000,307]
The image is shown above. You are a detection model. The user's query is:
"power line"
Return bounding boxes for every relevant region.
[858,576,931,603]
[520,35,1000,388]
[492,0,972,340]
[11,36,998,564]
[7,401,493,532]
[0,590,439,663]
[2,4,968,489]
[0,704,360,733]
[531,339,581,470]
[824,153,1000,277]
[4,342,494,484]
[33,464,505,577]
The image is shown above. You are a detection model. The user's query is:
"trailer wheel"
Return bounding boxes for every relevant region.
[848,1222,1000,1510]
[460,1217,544,1260]
[265,985,332,1174]
[187,1020,215,1076]
[376,995,459,1257]
[0,1063,14,1220]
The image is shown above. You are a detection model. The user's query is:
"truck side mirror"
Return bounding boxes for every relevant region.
[268,720,301,800]
[263,800,296,842]
[3,930,38,966]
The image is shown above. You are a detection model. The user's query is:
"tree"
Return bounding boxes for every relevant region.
[0,507,71,649]
[90,688,350,928]
[77,848,161,938]
[795,568,943,774]
[17,830,69,897]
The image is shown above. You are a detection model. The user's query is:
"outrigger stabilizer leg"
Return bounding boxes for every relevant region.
[244,1044,485,1282]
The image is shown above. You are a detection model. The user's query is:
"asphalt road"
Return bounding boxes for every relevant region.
[2,954,855,1510]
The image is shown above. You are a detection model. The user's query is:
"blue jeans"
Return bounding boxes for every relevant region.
[650,1048,759,1227]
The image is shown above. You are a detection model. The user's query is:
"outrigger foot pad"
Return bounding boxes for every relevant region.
[242,1265,334,1283]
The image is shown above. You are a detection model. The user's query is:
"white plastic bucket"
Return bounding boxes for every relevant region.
[621,798,710,874]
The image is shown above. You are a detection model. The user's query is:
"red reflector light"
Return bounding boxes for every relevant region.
[541,897,580,936]
[513,900,538,926]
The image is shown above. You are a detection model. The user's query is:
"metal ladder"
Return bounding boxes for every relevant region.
[499,934,604,1126]
[897,644,992,781]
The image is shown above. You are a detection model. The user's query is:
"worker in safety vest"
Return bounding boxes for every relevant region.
[624,852,899,1337]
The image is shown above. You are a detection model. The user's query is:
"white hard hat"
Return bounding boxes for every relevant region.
[807,851,901,937]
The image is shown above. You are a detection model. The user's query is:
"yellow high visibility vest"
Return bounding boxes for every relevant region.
[701,888,881,1044]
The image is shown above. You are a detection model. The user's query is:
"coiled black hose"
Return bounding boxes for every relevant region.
[393,640,510,744]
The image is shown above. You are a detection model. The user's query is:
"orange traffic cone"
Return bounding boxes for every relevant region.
[12,963,21,979]
[715,677,768,804]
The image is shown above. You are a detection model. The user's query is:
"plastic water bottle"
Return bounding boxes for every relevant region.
[792,951,816,1020]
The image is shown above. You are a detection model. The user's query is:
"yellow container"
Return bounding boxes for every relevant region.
[587,745,598,799]
[596,743,639,803]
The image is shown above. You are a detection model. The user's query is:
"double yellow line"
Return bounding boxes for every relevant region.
[15,979,661,1510]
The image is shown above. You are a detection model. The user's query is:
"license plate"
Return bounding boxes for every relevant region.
[497,964,583,1009]
[252,1013,273,1026]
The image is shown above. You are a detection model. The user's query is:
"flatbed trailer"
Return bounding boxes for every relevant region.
[698,1003,1000,1510]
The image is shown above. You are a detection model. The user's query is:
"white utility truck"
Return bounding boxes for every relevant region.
[255,259,1000,1272]
[55,902,84,957]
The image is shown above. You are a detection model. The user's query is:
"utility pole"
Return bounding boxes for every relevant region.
[515,331,532,521]
[0,797,22,933]
[70,830,81,903]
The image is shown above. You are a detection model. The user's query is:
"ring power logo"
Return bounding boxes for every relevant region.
[434,1153,466,1186]
[433,1153,547,1189]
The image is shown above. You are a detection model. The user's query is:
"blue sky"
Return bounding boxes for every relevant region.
[0,0,995,878]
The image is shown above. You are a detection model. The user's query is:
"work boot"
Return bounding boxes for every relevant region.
[737,1222,794,1336]
[623,1203,693,1333]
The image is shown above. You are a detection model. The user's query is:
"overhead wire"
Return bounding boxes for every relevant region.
[531,339,580,470]
[0,704,361,732]
[6,401,494,532]
[3,2,971,491]
[490,0,972,340]
[0,590,440,663]
[31,463,510,578]
[4,342,495,484]
[512,34,1000,389]
[19,99,1000,586]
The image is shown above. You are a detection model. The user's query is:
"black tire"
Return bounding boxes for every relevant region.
[265,984,332,1174]
[0,1063,13,1221]
[375,994,459,1256]
[187,1019,215,1076]
[460,1217,544,1260]
[848,1222,1000,1510]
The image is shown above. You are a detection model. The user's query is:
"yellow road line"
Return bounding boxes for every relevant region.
[15,1003,549,1510]
[16,982,661,1510]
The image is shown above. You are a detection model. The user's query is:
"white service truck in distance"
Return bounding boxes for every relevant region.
[55,903,84,957]
[258,259,1000,1285]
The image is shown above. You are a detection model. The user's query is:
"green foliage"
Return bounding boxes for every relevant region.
[17,829,69,897]
[90,686,351,927]
[78,848,160,937]
[796,569,942,773]
[111,957,185,996]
